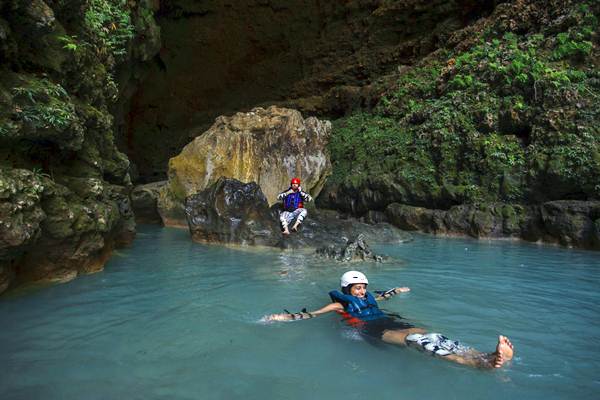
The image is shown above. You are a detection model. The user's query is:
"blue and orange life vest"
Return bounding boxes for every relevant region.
[329,290,384,327]
[283,190,304,212]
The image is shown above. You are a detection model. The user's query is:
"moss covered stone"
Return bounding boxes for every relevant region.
[0,0,159,293]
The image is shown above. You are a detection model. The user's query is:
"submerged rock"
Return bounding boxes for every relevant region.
[163,106,331,226]
[185,178,411,249]
[316,234,386,262]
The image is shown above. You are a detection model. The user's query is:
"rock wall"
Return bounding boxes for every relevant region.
[122,0,499,181]
[385,201,600,250]
[0,0,160,294]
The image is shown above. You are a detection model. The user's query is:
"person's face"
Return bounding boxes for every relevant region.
[350,283,367,298]
[291,183,299,191]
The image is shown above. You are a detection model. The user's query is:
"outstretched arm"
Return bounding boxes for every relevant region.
[265,302,344,321]
[374,287,410,301]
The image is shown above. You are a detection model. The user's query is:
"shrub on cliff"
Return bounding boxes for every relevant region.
[328,1,599,207]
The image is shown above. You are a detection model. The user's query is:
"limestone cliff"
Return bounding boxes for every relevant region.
[0,0,160,293]
[319,0,600,248]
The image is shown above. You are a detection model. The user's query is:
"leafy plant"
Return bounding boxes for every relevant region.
[11,78,77,131]
[57,35,80,53]
[84,0,135,58]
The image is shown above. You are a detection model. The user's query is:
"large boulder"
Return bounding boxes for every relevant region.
[539,201,600,249]
[162,106,332,227]
[0,168,136,294]
[185,178,279,246]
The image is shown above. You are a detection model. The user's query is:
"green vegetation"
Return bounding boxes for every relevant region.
[11,78,78,132]
[57,35,82,53]
[328,1,600,205]
[84,0,135,59]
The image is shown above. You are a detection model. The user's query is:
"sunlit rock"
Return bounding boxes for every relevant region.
[164,106,331,227]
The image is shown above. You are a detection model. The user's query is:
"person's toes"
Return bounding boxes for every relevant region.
[494,352,504,368]
[497,335,514,361]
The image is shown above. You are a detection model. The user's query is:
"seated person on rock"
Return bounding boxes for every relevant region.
[265,271,514,369]
[277,177,313,235]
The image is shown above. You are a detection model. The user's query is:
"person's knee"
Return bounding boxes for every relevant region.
[297,209,307,221]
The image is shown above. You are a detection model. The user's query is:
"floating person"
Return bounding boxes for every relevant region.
[277,177,313,235]
[265,271,514,369]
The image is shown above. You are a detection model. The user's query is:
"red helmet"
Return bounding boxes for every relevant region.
[290,177,301,185]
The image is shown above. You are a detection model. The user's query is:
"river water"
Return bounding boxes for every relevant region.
[1,225,599,399]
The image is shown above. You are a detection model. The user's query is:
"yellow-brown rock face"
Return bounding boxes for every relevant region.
[166,106,332,207]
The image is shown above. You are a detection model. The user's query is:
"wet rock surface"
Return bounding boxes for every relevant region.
[131,181,167,224]
[185,178,411,249]
[385,201,600,250]
[185,178,279,246]
[0,168,136,294]
[316,234,386,263]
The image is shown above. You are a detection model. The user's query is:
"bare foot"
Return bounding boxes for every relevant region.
[282,229,290,235]
[493,335,514,368]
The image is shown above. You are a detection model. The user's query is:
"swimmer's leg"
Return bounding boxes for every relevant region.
[383,329,514,369]
[440,335,514,369]
[381,328,427,346]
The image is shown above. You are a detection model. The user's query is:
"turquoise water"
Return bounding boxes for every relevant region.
[1,225,599,400]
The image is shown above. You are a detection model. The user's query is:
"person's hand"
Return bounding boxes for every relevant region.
[394,287,410,293]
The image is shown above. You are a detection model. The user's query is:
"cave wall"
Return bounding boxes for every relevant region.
[0,0,161,294]
[123,0,499,181]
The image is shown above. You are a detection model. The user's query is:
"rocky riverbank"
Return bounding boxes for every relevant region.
[184,177,410,250]
[385,201,600,250]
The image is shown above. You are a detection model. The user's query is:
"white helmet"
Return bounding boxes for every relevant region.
[340,271,369,288]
